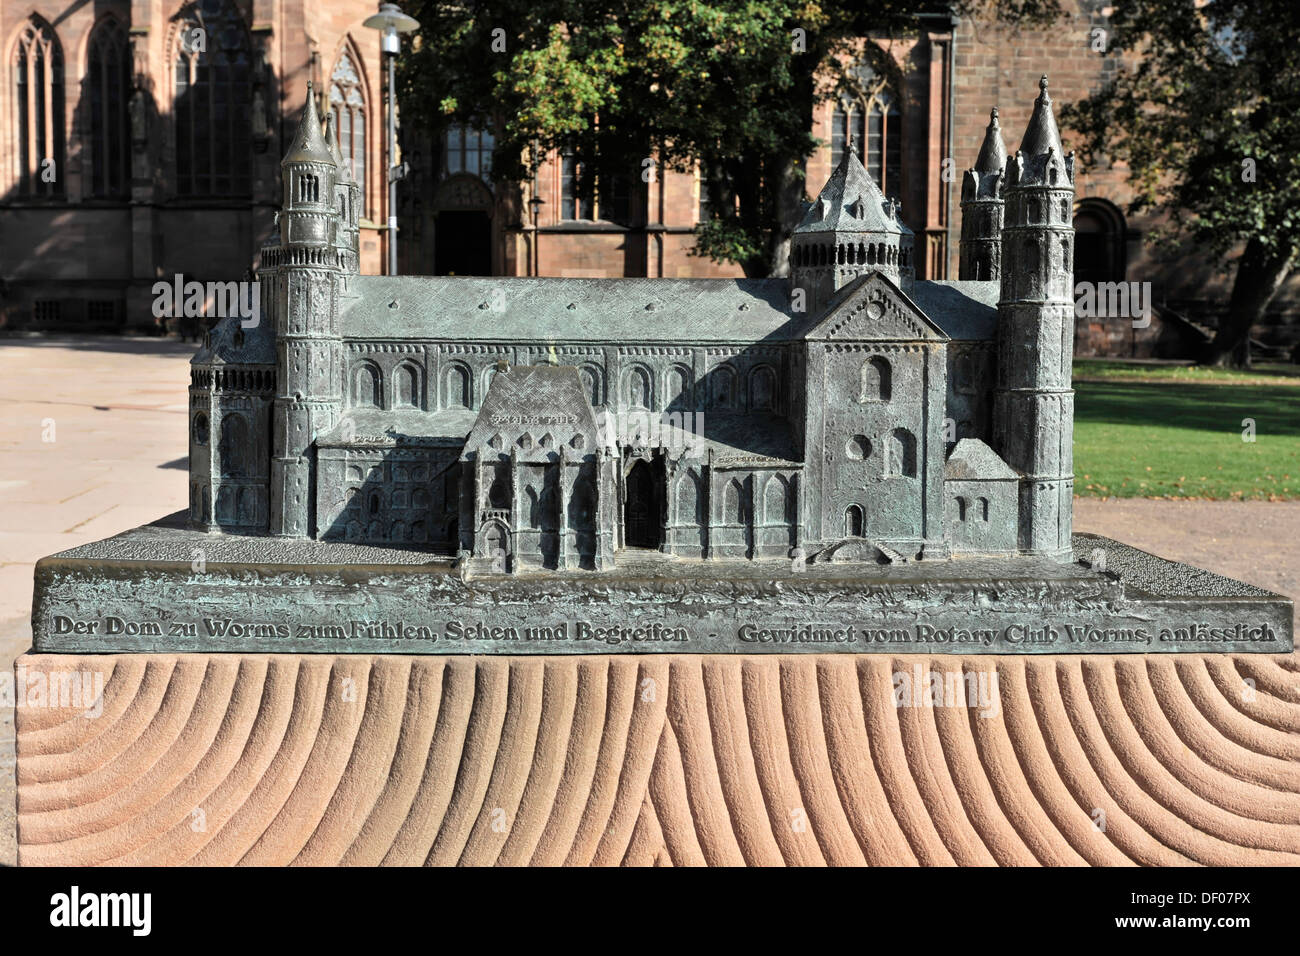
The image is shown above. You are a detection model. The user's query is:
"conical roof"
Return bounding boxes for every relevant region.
[794,145,900,236]
[282,83,335,167]
[1019,75,1063,160]
[974,108,1006,173]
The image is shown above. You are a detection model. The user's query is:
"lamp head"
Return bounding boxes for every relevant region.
[363,2,420,55]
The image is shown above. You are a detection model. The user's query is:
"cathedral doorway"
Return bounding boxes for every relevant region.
[435,211,492,275]
[1073,199,1127,286]
[624,460,661,549]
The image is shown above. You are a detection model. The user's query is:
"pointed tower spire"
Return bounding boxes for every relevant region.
[1018,75,1064,161]
[992,74,1077,562]
[974,107,1006,174]
[960,106,1007,280]
[269,83,345,539]
[282,82,335,167]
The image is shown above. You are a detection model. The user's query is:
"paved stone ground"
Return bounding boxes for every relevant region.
[0,336,192,867]
[1,335,1296,867]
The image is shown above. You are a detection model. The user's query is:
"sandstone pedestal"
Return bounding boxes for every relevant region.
[15,651,1300,866]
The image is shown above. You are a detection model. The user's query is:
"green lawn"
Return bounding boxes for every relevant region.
[1072,361,1300,499]
[1074,359,1300,386]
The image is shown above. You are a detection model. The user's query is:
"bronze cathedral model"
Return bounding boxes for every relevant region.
[188,77,1076,575]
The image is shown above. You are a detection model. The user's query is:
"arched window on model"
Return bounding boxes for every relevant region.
[888,428,917,478]
[86,18,130,198]
[724,479,747,525]
[860,356,891,403]
[354,362,381,407]
[330,46,367,215]
[844,504,864,538]
[626,365,651,409]
[668,365,692,411]
[579,364,603,407]
[710,363,737,410]
[830,61,901,194]
[173,0,252,196]
[677,471,703,526]
[394,362,419,407]
[445,363,471,408]
[749,365,777,412]
[764,474,791,525]
[12,17,65,197]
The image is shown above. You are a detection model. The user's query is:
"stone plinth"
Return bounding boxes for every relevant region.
[29,517,1294,656]
[15,651,1300,866]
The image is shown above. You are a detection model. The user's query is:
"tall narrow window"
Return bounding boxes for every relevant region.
[12,18,65,197]
[330,48,367,214]
[560,151,592,220]
[697,158,736,223]
[87,20,130,198]
[174,0,251,197]
[830,66,901,194]
[830,103,864,170]
[443,122,494,179]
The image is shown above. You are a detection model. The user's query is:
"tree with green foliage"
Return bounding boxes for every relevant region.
[398,0,1056,278]
[1062,0,1300,367]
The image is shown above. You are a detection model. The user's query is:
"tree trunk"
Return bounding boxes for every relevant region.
[764,156,807,278]
[1200,236,1292,367]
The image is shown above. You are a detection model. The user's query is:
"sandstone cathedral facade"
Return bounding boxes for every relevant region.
[188,76,1075,573]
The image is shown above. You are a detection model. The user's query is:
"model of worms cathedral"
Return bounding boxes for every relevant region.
[188,76,1075,574]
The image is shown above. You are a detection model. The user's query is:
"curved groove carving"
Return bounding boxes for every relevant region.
[16,653,1300,867]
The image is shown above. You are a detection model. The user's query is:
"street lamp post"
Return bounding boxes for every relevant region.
[529,195,544,276]
[363,1,420,276]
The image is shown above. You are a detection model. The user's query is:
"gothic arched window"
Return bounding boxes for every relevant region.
[87,19,130,198]
[330,47,366,214]
[173,0,252,197]
[764,475,792,525]
[12,17,65,197]
[830,65,901,194]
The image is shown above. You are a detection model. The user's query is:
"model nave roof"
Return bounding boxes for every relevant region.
[340,275,1000,344]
